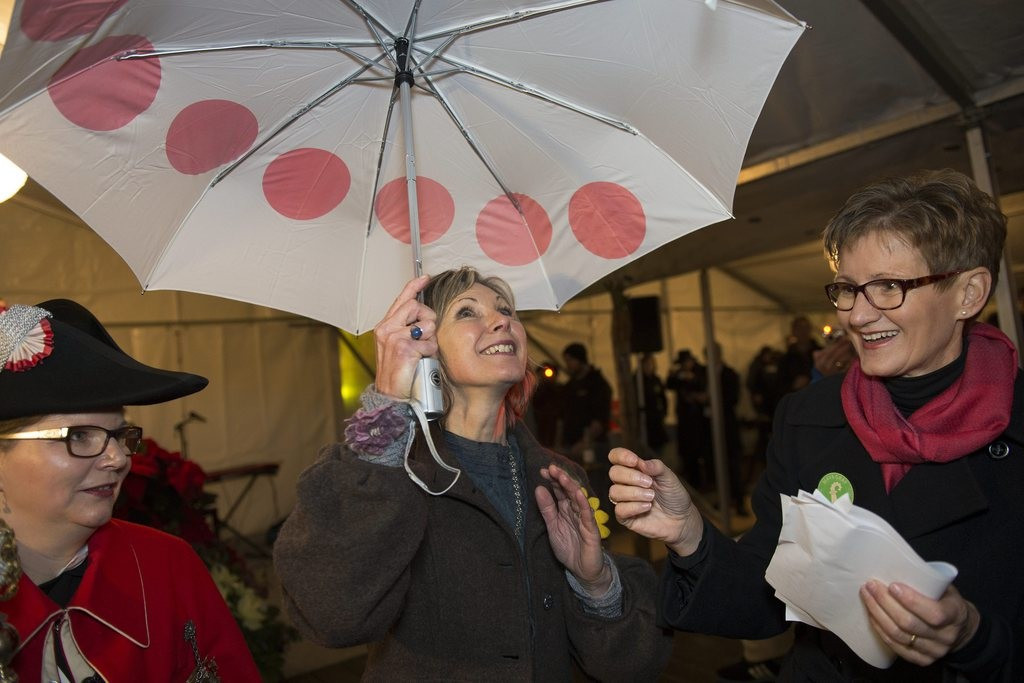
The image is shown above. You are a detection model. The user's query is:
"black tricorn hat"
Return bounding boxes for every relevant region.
[0,299,208,421]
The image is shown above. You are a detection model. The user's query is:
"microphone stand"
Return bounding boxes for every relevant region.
[174,411,207,460]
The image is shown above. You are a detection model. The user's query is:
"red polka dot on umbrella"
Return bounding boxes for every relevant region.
[47,35,160,131]
[476,193,552,266]
[262,148,351,220]
[374,176,454,245]
[166,100,259,175]
[569,182,646,259]
[21,0,129,42]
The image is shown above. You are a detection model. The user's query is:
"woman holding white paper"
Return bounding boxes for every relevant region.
[610,169,1022,681]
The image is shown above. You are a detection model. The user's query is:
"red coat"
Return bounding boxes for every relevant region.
[8,519,260,682]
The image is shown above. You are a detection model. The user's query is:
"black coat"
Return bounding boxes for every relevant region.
[660,372,1024,682]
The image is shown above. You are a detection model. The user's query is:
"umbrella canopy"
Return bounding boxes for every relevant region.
[0,0,803,333]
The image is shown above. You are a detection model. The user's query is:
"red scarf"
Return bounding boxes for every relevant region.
[841,323,1018,492]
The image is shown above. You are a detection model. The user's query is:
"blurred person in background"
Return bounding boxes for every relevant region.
[529,361,563,449]
[746,345,783,465]
[636,353,669,456]
[667,349,710,489]
[560,342,612,464]
[777,316,821,394]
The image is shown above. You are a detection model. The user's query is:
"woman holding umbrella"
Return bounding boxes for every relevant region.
[609,169,1023,681]
[274,267,671,680]
[0,299,259,681]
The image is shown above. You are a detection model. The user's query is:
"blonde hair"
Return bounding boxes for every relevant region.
[422,267,536,432]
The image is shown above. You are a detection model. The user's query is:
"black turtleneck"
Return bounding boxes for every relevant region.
[37,557,89,607]
[444,431,525,544]
[882,341,968,417]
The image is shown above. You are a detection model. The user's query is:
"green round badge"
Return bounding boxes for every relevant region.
[817,472,854,503]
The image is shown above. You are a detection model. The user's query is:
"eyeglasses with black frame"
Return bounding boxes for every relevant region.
[824,271,964,311]
[0,425,143,458]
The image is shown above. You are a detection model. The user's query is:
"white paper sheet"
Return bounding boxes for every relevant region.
[765,490,957,668]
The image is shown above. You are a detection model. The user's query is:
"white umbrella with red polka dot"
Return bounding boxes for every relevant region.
[0,0,803,333]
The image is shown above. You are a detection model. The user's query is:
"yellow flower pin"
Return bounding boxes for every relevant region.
[582,488,611,539]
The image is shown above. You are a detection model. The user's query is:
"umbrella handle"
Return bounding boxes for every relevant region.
[411,357,444,419]
[405,382,461,497]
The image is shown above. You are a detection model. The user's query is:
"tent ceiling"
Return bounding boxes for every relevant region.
[746,0,1024,165]
[7,0,1024,318]
[605,102,1024,312]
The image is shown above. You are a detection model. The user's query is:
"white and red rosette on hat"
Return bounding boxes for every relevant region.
[0,304,54,373]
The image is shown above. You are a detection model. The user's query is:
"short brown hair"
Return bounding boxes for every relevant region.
[423,267,536,432]
[823,169,1006,296]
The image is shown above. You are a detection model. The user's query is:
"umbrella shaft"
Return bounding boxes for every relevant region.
[399,79,424,282]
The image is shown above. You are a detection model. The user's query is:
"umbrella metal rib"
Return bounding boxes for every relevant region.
[365,91,400,239]
[415,66,561,306]
[417,73,523,212]
[414,0,610,43]
[401,0,426,46]
[210,55,387,187]
[413,48,636,134]
[114,6,636,202]
[116,40,380,59]
[0,0,807,336]
[109,0,675,311]
[345,0,400,64]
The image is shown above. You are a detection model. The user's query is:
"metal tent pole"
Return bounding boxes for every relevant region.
[965,123,1023,353]
[700,268,731,531]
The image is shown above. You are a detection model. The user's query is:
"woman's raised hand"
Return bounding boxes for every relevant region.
[535,464,611,596]
[374,275,438,400]
[607,448,705,556]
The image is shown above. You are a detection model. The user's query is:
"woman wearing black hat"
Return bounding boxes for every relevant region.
[0,300,259,681]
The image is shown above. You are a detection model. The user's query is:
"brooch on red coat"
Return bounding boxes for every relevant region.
[184,620,220,683]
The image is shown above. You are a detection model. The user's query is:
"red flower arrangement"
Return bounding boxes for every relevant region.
[115,437,217,546]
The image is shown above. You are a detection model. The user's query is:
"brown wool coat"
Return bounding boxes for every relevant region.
[274,422,672,681]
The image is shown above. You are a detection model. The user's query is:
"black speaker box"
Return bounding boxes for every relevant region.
[628,296,663,353]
